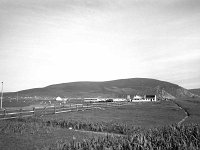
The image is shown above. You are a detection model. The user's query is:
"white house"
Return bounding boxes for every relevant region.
[132,95,143,101]
[131,95,157,102]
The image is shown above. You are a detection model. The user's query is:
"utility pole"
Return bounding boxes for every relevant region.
[1,82,3,109]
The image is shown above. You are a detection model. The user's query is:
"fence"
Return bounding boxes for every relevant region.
[0,102,128,120]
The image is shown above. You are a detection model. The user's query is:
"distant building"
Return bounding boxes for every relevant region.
[84,98,102,103]
[106,98,113,102]
[56,97,63,101]
[131,95,157,102]
[144,95,157,101]
[56,97,69,104]
[132,95,143,101]
[127,95,131,101]
[113,98,127,102]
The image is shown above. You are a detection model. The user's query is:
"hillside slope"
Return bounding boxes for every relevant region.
[5,78,197,99]
[189,88,200,96]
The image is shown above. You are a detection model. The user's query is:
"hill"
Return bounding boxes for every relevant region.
[4,78,198,100]
[189,88,200,96]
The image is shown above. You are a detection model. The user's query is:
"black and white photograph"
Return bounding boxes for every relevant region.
[0,0,200,149]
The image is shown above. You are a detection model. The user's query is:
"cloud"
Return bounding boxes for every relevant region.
[0,0,200,91]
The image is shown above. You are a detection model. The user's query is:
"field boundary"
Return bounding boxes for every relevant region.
[0,102,127,120]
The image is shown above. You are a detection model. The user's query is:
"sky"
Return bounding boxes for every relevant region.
[0,0,200,92]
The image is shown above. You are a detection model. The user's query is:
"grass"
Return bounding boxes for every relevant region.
[43,101,185,128]
[174,98,200,124]
[63,124,200,150]
[1,118,200,150]
[0,99,200,149]
[0,118,103,150]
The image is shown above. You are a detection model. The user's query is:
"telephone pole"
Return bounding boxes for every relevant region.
[0,82,3,109]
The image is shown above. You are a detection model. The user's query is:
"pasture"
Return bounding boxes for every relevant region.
[43,101,185,128]
[0,118,103,150]
[174,98,200,124]
[0,100,189,149]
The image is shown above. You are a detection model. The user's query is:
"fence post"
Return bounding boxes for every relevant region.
[76,105,78,111]
[33,107,35,116]
[3,109,6,117]
[19,108,22,118]
[54,106,56,114]
[44,107,46,115]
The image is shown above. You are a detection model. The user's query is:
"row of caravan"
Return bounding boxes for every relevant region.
[84,95,157,103]
[55,95,157,103]
[83,98,127,103]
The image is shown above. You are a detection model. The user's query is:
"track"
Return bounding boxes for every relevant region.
[170,100,190,126]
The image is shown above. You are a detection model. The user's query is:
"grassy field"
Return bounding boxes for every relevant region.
[0,99,200,149]
[43,101,185,128]
[174,98,200,124]
[0,118,104,150]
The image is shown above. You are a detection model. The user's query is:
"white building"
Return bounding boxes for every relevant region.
[131,95,157,102]
[56,97,63,101]
[56,97,68,103]
[132,95,143,101]
[113,98,127,102]
[84,98,103,103]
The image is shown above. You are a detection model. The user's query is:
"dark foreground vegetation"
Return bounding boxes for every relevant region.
[65,124,200,150]
[0,117,200,150]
